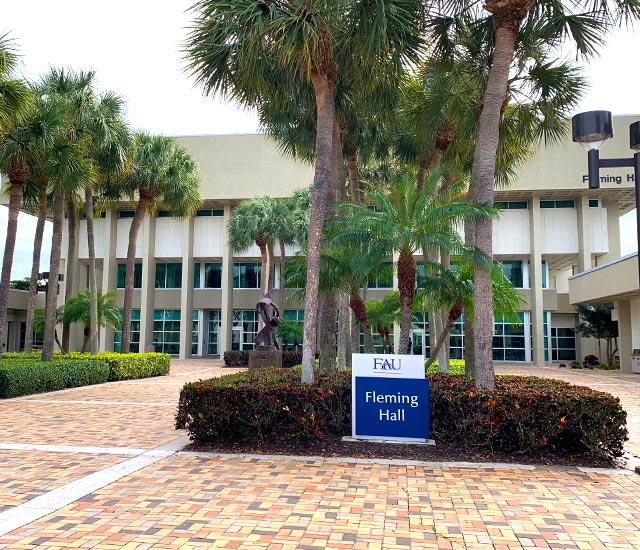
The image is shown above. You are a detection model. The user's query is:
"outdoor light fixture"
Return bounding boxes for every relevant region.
[572,110,640,287]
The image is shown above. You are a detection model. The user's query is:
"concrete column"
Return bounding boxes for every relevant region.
[138,213,156,354]
[577,195,592,273]
[179,216,195,359]
[616,300,633,373]
[602,199,621,262]
[529,195,545,366]
[99,210,118,352]
[220,204,234,355]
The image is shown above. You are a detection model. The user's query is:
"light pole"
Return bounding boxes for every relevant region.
[572,110,640,287]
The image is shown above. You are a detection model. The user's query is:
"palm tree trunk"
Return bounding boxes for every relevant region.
[0,178,25,356]
[350,293,375,354]
[85,188,99,355]
[62,196,77,353]
[346,149,361,203]
[337,291,351,369]
[397,251,417,354]
[471,23,518,390]
[425,305,461,370]
[267,239,276,297]
[301,72,336,383]
[24,190,48,354]
[318,295,337,373]
[42,191,64,362]
[256,238,268,332]
[351,309,360,354]
[122,195,150,353]
[416,152,431,191]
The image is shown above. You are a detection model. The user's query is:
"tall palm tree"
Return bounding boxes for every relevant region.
[118,133,201,353]
[39,69,131,355]
[332,170,494,353]
[434,0,639,388]
[185,0,424,382]
[0,35,32,354]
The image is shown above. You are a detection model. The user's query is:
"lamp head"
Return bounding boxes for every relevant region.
[572,110,613,151]
[630,121,640,151]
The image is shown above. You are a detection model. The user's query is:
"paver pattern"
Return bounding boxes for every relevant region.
[0,359,637,549]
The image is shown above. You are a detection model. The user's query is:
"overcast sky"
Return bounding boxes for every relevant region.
[1,1,638,279]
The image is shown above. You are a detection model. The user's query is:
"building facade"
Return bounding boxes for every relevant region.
[27,117,639,365]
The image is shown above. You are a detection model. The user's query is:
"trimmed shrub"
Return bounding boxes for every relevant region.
[582,354,600,367]
[0,359,109,398]
[176,368,351,442]
[98,352,170,381]
[429,374,627,458]
[177,370,627,459]
[223,351,303,368]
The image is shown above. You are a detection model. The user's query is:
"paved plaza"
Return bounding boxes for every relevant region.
[0,360,638,549]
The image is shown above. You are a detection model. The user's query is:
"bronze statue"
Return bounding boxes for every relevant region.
[253,295,281,350]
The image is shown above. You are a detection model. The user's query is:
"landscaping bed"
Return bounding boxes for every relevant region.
[0,352,170,398]
[177,368,628,468]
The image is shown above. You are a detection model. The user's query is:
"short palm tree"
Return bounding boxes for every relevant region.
[332,170,494,353]
[62,290,121,352]
[366,292,400,354]
[118,133,201,353]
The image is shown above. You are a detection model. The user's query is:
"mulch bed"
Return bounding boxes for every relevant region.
[186,433,628,469]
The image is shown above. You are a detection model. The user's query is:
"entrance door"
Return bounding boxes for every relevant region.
[411,329,425,357]
[232,326,242,351]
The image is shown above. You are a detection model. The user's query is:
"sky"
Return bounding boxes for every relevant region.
[0,1,638,279]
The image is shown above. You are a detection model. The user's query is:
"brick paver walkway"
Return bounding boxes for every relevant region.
[0,360,638,549]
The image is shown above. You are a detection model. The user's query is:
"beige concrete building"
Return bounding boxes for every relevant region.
[4,117,639,368]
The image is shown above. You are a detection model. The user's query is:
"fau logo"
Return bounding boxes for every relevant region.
[372,357,402,372]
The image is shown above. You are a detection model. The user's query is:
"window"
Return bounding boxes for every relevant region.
[194,262,201,288]
[114,309,140,353]
[153,309,181,354]
[493,313,526,361]
[80,211,106,219]
[119,210,135,218]
[117,263,142,289]
[155,263,182,288]
[551,327,576,361]
[157,210,173,218]
[232,309,259,350]
[589,199,600,208]
[540,199,575,208]
[284,309,304,323]
[501,260,523,288]
[208,310,221,355]
[205,263,222,288]
[495,201,528,210]
[196,209,224,217]
[526,260,548,289]
[368,262,393,289]
[234,262,261,289]
[192,310,199,355]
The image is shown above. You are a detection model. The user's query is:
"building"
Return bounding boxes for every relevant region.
[4,116,639,369]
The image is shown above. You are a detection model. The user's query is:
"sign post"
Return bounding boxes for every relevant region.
[351,353,430,442]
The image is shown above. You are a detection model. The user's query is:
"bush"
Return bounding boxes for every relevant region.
[177,370,627,460]
[0,359,110,398]
[426,359,465,374]
[429,374,627,458]
[176,368,351,442]
[98,352,170,381]
[583,354,600,367]
[223,350,303,368]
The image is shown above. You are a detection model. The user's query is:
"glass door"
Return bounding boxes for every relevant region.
[411,329,425,357]
[232,326,242,351]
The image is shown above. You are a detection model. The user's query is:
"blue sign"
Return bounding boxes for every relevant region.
[355,376,430,439]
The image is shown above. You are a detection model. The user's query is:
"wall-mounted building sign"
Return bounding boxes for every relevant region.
[352,354,430,442]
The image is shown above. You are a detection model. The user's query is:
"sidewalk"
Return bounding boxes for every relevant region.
[0,360,637,549]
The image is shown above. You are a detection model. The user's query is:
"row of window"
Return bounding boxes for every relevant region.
[118,209,224,219]
[495,199,600,210]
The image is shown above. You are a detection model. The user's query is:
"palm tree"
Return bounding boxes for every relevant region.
[62,290,121,352]
[366,292,400,354]
[432,0,639,388]
[185,0,424,383]
[419,262,521,371]
[0,35,32,354]
[118,133,201,353]
[39,69,131,355]
[332,170,494,353]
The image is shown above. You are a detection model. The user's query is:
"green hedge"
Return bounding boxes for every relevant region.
[0,359,110,398]
[223,350,303,368]
[176,369,627,459]
[0,352,171,398]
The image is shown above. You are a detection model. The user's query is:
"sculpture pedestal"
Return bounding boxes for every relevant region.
[248,348,283,369]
